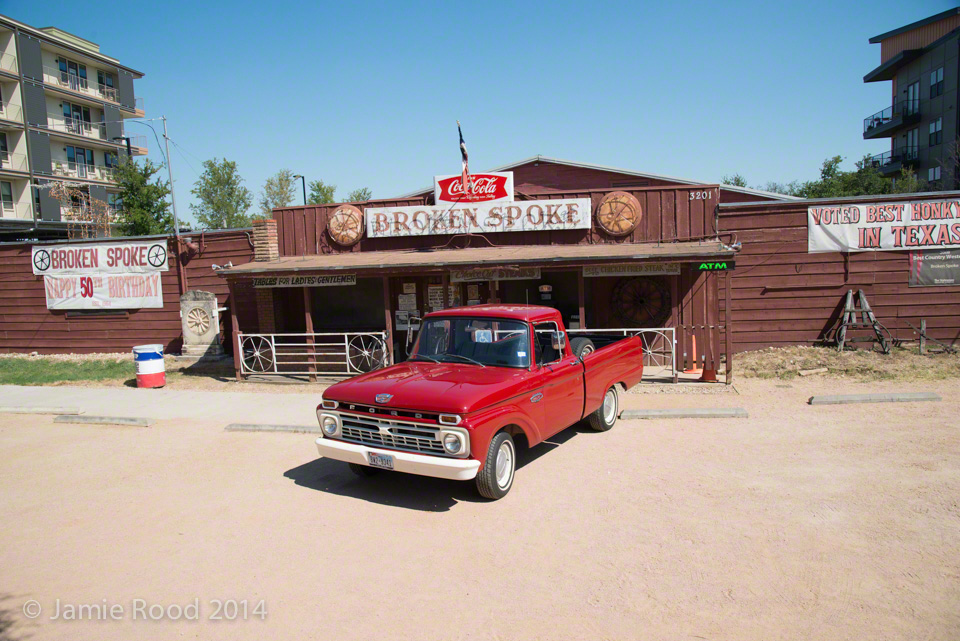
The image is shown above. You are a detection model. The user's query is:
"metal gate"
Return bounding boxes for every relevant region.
[238,331,389,376]
[567,327,676,380]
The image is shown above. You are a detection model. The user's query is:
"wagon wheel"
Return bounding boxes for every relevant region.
[241,335,275,373]
[612,277,672,327]
[596,191,643,236]
[347,335,387,373]
[327,205,365,247]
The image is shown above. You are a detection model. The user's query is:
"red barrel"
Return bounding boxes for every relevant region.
[133,344,165,388]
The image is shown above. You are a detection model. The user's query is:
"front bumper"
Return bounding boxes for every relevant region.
[315,437,481,481]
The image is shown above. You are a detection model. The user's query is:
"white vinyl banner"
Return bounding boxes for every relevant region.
[808,198,960,253]
[364,198,592,239]
[32,241,170,275]
[43,273,164,310]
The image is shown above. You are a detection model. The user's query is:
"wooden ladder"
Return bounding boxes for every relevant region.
[833,289,890,354]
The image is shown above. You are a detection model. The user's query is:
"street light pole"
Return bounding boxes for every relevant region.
[293,174,306,205]
[161,115,181,239]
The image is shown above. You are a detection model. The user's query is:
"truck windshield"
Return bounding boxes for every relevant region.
[410,318,530,368]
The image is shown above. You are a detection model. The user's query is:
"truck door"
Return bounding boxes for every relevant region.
[533,322,585,438]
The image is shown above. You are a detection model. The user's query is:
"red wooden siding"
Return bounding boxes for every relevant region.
[718,199,960,353]
[0,230,257,354]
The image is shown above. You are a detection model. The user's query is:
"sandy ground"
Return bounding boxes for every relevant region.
[0,378,958,640]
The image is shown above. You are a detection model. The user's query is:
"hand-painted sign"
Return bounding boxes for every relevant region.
[434,172,513,204]
[32,241,169,275]
[808,198,960,253]
[697,261,735,271]
[909,249,960,286]
[365,198,591,239]
[43,272,164,310]
[583,263,680,277]
[251,275,356,288]
[450,267,541,282]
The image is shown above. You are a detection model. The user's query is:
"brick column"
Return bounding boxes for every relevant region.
[251,219,278,333]
[255,288,276,333]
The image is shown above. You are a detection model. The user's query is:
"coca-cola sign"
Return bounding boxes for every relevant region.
[434,172,513,204]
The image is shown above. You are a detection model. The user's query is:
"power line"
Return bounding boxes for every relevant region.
[127,119,166,167]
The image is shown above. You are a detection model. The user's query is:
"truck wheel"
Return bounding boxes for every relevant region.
[587,385,619,432]
[475,432,516,500]
[348,463,379,477]
[569,337,595,358]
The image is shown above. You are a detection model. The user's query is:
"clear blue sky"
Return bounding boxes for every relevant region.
[7,0,955,226]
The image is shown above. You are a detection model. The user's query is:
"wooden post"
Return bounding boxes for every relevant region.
[383,276,394,365]
[671,272,680,383]
[919,319,926,355]
[228,280,242,382]
[442,271,450,309]
[724,269,733,385]
[577,268,586,329]
[489,280,499,303]
[303,287,317,382]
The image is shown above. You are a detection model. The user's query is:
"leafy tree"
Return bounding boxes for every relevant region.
[259,169,296,216]
[190,158,253,229]
[346,187,372,202]
[891,167,927,194]
[114,159,174,236]
[307,179,337,205]
[721,173,748,188]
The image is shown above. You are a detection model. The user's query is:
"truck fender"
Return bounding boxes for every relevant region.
[467,405,541,470]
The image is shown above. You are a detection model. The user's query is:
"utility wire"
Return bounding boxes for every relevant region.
[127,119,166,167]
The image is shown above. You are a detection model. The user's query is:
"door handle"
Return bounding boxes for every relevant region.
[568,360,579,366]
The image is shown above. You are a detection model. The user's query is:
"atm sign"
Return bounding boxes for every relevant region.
[697,261,735,271]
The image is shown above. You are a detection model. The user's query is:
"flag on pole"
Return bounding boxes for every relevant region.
[458,120,471,196]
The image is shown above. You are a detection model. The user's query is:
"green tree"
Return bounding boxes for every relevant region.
[259,169,297,215]
[891,167,927,194]
[114,159,174,236]
[346,187,372,202]
[190,158,253,229]
[307,179,337,205]
[721,173,748,188]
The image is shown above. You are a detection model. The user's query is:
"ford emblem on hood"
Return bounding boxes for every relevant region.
[375,393,393,404]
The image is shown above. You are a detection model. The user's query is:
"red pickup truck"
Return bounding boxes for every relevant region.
[315,304,644,499]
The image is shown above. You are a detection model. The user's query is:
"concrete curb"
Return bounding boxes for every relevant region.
[808,392,942,405]
[0,406,84,415]
[54,415,154,427]
[620,408,748,419]
[225,423,322,434]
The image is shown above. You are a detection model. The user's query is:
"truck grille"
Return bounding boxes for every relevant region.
[339,414,447,456]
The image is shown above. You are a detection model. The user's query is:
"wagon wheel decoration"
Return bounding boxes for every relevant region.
[347,335,387,373]
[241,335,275,373]
[612,276,672,327]
[186,307,211,335]
[327,205,365,247]
[596,191,643,237]
[147,244,167,267]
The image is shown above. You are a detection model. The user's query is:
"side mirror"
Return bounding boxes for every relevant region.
[406,315,421,346]
[551,331,565,351]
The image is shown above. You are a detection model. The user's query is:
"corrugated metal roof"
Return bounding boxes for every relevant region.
[220,241,735,276]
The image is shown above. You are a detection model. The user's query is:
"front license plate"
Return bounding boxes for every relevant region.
[368,452,394,470]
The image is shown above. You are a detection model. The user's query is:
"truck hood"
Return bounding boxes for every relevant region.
[324,361,536,415]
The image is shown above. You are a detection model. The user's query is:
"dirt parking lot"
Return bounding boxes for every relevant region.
[0,378,958,640]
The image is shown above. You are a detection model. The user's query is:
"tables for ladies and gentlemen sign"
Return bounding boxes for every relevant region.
[31,241,169,310]
[364,198,592,239]
[808,198,960,253]
[251,275,357,288]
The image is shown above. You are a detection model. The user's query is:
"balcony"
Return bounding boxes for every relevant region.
[61,205,121,223]
[41,64,125,105]
[52,161,117,183]
[863,99,920,139]
[0,53,16,75]
[868,148,919,177]
[0,151,28,173]
[45,114,108,141]
[0,103,22,124]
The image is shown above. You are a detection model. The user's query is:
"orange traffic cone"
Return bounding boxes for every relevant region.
[683,335,703,375]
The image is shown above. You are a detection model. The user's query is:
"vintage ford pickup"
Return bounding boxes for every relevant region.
[315,304,644,499]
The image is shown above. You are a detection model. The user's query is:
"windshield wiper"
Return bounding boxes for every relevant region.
[410,354,441,364]
[442,353,486,367]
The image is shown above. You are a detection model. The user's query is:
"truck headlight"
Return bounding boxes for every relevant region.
[320,414,339,437]
[443,432,462,454]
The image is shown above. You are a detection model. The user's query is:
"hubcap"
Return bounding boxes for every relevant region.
[602,389,617,424]
[495,441,514,489]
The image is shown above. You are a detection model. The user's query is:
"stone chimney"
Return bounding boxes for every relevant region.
[252,219,279,262]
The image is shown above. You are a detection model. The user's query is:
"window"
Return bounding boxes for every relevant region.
[67,146,95,175]
[410,317,531,368]
[929,166,941,182]
[97,70,116,100]
[929,118,943,146]
[930,67,944,98]
[104,152,117,169]
[905,81,920,115]
[107,193,122,214]
[58,57,88,91]
[533,322,564,366]
[0,132,7,168]
[905,128,919,159]
[0,181,13,211]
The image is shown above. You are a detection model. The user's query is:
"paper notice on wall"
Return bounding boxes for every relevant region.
[398,293,418,311]
[467,284,480,300]
[43,272,164,310]
[428,285,461,311]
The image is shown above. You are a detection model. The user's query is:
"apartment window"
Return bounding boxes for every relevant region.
[67,146,95,176]
[0,181,12,212]
[904,128,919,159]
[0,132,7,168]
[930,67,944,98]
[107,193,122,213]
[929,118,943,146]
[104,152,118,169]
[97,70,116,99]
[58,57,88,91]
[62,102,92,134]
[905,81,920,115]
[929,166,941,182]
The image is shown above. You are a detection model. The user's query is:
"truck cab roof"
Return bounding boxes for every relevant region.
[423,304,562,324]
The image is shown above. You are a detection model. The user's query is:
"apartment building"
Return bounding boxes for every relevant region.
[0,13,146,239]
[864,8,960,189]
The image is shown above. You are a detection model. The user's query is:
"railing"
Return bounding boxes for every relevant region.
[42,65,121,104]
[61,206,121,223]
[0,202,33,220]
[868,148,920,169]
[44,114,107,140]
[52,162,117,182]
[238,332,390,377]
[863,99,920,134]
[0,151,28,172]
[0,53,16,74]
[117,133,148,150]
[0,103,22,123]
[567,327,676,380]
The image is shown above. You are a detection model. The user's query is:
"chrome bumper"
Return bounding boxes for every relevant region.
[315,437,481,481]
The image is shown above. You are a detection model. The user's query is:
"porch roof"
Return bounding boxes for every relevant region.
[220,240,736,277]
